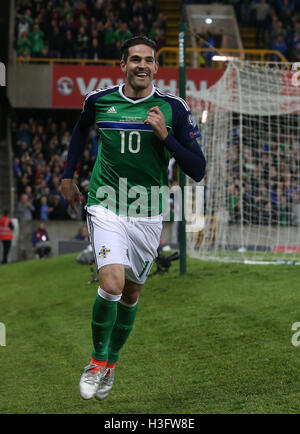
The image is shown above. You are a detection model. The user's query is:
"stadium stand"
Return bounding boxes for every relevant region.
[12,112,96,221]
[14,0,167,61]
[181,1,300,63]
[227,127,300,227]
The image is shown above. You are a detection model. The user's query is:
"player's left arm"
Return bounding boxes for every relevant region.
[145,105,206,182]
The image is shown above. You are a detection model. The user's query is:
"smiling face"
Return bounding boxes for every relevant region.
[120,44,158,98]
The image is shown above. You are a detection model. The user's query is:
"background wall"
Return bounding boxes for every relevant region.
[14,219,86,261]
[7,64,52,108]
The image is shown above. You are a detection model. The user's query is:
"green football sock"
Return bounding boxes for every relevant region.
[107,301,138,365]
[91,293,118,362]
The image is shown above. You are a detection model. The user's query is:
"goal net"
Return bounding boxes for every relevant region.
[186,61,300,264]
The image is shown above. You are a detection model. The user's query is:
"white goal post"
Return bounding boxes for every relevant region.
[186,61,300,264]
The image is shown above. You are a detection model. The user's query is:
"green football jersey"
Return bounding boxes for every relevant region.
[81,84,200,217]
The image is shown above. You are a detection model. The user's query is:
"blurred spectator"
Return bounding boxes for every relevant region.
[17,14,31,39]
[75,225,89,241]
[198,31,216,68]
[154,28,167,52]
[272,35,288,59]
[276,0,296,27]
[75,26,89,59]
[32,222,51,258]
[155,13,167,34]
[228,185,240,224]
[61,12,76,37]
[17,193,35,220]
[96,20,105,43]
[269,20,287,43]
[74,0,90,30]
[132,0,145,19]
[103,18,116,58]
[114,22,132,44]
[130,16,141,36]
[29,24,45,57]
[119,0,130,23]
[49,194,70,220]
[49,26,62,58]
[13,157,22,178]
[19,49,31,62]
[0,210,14,264]
[251,0,271,46]
[62,30,76,58]
[17,31,32,56]
[40,44,50,59]
[62,1,74,20]
[88,37,102,60]
[39,195,50,221]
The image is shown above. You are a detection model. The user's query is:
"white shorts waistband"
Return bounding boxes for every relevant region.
[86,205,163,224]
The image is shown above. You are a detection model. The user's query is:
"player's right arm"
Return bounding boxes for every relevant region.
[146,103,206,182]
[61,93,95,212]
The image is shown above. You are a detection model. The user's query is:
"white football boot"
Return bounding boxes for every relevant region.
[79,361,108,400]
[95,367,115,401]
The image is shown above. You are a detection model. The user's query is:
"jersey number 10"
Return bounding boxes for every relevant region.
[120,131,141,154]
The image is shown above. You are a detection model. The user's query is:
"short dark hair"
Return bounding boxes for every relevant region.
[121,36,157,62]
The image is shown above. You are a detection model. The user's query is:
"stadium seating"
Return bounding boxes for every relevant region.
[198,0,300,62]
[14,0,167,61]
[12,115,95,221]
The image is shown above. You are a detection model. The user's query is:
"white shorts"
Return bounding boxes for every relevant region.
[86,205,163,285]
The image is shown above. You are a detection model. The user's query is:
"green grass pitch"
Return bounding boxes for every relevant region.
[0,253,300,414]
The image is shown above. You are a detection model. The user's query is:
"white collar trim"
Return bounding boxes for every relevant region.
[119,84,155,104]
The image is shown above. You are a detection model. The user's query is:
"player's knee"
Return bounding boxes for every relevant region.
[121,292,139,305]
[99,276,124,295]
[98,264,125,295]
[122,282,142,305]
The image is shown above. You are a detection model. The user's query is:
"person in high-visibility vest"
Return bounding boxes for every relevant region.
[0,210,14,264]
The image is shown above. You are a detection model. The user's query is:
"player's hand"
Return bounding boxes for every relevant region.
[144,106,168,141]
[61,178,84,214]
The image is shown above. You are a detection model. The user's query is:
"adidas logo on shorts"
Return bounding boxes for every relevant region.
[107,106,117,113]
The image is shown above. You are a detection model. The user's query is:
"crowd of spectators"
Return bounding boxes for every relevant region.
[226,125,300,226]
[12,113,95,221]
[244,0,300,61]
[194,0,300,62]
[14,0,167,62]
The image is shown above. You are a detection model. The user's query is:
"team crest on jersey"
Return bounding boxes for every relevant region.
[99,246,111,258]
[187,113,197,128]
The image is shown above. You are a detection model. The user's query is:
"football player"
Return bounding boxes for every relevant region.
[61,36,206,401]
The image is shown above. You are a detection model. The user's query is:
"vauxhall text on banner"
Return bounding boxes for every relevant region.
[52,65,224,108]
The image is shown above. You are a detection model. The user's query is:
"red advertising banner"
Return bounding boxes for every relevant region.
[273,245,300,253]
[52,65,224,108]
